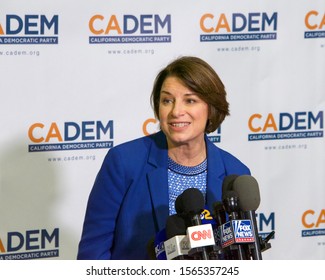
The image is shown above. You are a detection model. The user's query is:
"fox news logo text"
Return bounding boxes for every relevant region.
[219,213,275,248]
[28,120,114,152]
[200,12,277,42]
[0,228,59,260]
[248,111,323,141]
[0,14,58,44]
[89,14,171,44]
[219,220,254,248]
[232,220,254,242]
[304,11,325,39]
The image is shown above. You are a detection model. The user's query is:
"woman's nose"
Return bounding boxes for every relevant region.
[170,101,185,117]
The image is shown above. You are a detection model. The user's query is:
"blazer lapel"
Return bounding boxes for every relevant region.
[205,137,226,211]
[146,132,169,232]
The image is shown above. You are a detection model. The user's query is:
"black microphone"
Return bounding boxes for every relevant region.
[233,175,263,260]
[212,201,233,260]
[222,174,239,201]
[222,190,249,260]
[166,214,187,238]
[175,188,212,260]
[175,188,204,226]
[212,201,227,227]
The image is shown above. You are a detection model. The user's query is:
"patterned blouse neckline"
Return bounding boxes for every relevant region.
[168,156,207,175]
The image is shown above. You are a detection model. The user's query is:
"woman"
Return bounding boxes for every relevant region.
[77,56,250,259]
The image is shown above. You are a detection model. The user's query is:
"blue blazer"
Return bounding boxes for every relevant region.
[77,131,250,259]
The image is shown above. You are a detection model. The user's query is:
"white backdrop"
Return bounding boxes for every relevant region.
[0,0,324,260]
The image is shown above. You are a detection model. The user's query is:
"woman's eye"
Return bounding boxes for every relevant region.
[186,99,196,104]
[161,98,173,104]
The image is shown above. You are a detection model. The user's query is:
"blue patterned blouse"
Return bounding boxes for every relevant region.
[168,156,207,215]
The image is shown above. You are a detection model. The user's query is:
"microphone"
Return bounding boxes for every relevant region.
[175,187,205,225]
[212,201,233,260]
[222,174,239,201]
[175,188,213,260]
[233,175,263,260]
[212,201,227,226]
[164,214,190,260]
[221,190,249,259]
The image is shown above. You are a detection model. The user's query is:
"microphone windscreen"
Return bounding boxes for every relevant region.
[222,174,239,200]
[233,175,260,211]
[175,188,204,215]
[165,214,187,239]
[175,194,183,214]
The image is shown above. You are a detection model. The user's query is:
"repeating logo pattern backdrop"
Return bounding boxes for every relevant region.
[0,0,324,260]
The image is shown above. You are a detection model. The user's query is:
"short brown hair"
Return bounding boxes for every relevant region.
[150,56,229,133]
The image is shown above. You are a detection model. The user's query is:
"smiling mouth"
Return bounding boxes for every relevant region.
[170,122,190,127]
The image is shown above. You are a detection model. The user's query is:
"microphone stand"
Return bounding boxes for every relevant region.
[223,193,248,260]
[244,210,262,260]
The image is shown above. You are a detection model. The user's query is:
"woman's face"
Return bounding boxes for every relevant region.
[158,76,209,148]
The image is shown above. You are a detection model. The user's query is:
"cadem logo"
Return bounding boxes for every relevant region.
[0,14,59,44]
[301,209,325,237]
[0,228,59,260]
[304,11,325,39]
[200,11,277,42]
[89,14,171,44]
[28,120,114,152]
[248,111,323,141]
